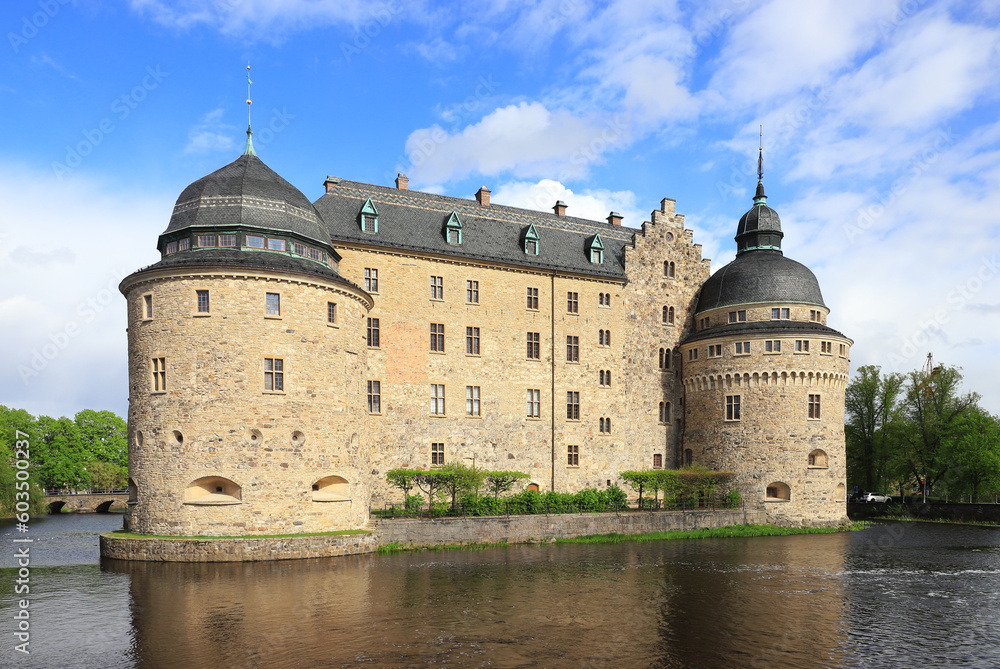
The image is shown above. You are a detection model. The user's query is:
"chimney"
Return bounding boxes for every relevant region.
[324,176,341,193]
[607,211,623,227]
[553,200,567,217]
[660,198,676,215]
[395,173,409,190]
[475,186,491,207]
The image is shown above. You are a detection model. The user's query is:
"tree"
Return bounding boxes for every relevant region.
[896,365,979,497]
[34,416,89,490]
[411,471,446,514]
[944,408,1000,502]
[386,468,421,497]
[845,365,904,493]
[74,409,127,468]
[483,471,529,500]
[437,462,486,508]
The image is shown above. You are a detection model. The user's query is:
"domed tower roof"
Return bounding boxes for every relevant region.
[160,152,330,248]
[695,150,824,314]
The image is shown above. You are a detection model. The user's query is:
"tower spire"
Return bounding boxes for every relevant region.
[753,124,766,204]
[243,63,256,156]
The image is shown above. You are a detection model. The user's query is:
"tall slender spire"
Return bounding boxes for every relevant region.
[753,124,766,204]
[243,63,256,156]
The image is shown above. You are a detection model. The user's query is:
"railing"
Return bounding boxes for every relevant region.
[372,494,741,520]
[43,488,128,496]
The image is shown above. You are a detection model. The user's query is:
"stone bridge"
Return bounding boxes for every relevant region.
[44,492,129,514]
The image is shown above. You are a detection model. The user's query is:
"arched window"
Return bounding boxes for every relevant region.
[808,449,828,468]
[836,483,846,502]
[183,476,242,505]
[659,347,671,370]
[663,260,669,277]
[662,306,669,323]
[659,401,671,423]
[598,329,611,346]
[668,307,675,324]
[765,482,791,501]
[669,261,675,278]
[312,475,351,502]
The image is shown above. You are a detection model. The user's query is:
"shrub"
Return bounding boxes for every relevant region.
[723,489,741,509]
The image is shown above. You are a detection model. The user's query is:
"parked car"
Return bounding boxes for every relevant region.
[862,492,892,503]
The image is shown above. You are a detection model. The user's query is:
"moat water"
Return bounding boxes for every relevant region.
[2,514,1000,668]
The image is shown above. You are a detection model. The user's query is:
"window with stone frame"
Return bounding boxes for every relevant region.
[707,344,722,358]
[327,302,337,325]
[526,389,540,418]
[466,327,480,355]
[735,341,751,355]
[659,401,671,423]
[653,454,663,469]
[567,292,579,313]
[196,290,210,313]
[430,276,443,300]
[152,357,166,392]
[566,391,580,420]
[430,323,445,352]
[367,380,381,414]
[431,442,445,465]
[526,287,539,310]
[764,340,781,353]
[795,339,810,353]
[725,394,741,421]
[143,294,153,319]
[364,267,379,293]
[430,384,446,415]
[659,347,671,369]
[566,336,579,362]
[599,417,611,433]
[527,332,540,359]
[808,394,821,420]
[599,370,611,387]
[466,386,481,416]
[265,292,280,316]
[264,357,284,392]
[367,318,380,348]
[567,444,579,466]
[467,280,479,304]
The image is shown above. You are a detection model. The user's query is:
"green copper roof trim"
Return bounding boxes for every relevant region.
[445,211,462,228]
[360,198,379,215]
[589,233,604,250]
[243,126,256,156]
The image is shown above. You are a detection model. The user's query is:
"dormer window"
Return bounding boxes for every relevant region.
[445,211,462,245]
[524,223,540,256]
[178,238,190,251]
[588,234,604,265]
[166,241,178,254]
[359,198,379,233]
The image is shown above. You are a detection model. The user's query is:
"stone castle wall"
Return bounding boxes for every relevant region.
[680,317,851,525]
[121,267,373,536]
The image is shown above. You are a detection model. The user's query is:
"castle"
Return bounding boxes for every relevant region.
[119,133,851,538]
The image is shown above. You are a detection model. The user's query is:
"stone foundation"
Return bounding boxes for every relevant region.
[100,531,378,562]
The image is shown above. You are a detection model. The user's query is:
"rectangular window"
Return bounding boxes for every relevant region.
[178,237,190,251]
[447,228,460,244]
[293,242,307,256]
[688,348,699,361]
[309,248,323,262]
[567,292,579,313]
[466,327,480,355]
[430,323,445,352]
[431,442,445,465]
[364,268,379,293]
[566,391,580,420]
[653,454,663,469]
[264,357,284,392]
[765,340,781,353]
[810,309,821,322]
[808,394,821,419]
[430,384,446,415]
[197,234,216,247]
[152,357,166,392]
[735,341,750,355]
[367,380,381,413]
[773,307,790,319]
[795,340,810,352]
[527,287,539,310]
[527,332,540,359]
[166,241,178,254]
[840,344,847,356]
[267,238,286,251]
[526,239,538,255]
[246,235,265,249]
[707,344,722,358]
[726,395,741,421]
[327,302,337,325]
[367,318,380,348]
[599,370,611,387]
[265,292,280,316]
[821,341,832,354]
[362,213,377,233]
[143,294,153,319]
[782,308,790,319]
[567,444,579,466]
[196,290,210,313]
[729,311,737,323]
[566,336,579,362]
[467,280,479,304]
[430,276,443,300]
[218,234,236,247]
[659,401,671,423]
[527,389,540,418]
[729,310,746,323]
[466,386,481,416]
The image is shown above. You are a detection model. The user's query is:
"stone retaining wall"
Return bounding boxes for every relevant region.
[100,531,379,562]
[377,508,765,548]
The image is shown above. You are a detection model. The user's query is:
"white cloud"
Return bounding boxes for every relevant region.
[402,37,461,65]
[184,108,237,155]
[491,178,644,227]
[405,102,623,185]
[0,165,166,419]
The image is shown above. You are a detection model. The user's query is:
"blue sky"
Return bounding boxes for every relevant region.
[2,0,999,419]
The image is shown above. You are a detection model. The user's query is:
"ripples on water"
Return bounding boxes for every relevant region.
[2,515,1000,668]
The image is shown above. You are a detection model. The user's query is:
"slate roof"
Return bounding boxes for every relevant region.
[695,249,826,314]
[313,181,637,279]
[129,248,360,289]
[162,154,331,248]
[683,319,848,345]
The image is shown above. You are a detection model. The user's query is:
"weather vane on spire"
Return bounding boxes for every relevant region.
[757,124,763,183]
[243,63,256,156]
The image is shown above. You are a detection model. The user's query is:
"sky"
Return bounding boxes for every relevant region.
[1,0,999,420]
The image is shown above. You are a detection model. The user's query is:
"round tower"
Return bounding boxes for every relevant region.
[680,169,851,526]
[119,144,373,536]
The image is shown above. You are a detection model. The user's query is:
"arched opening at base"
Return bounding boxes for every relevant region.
[95,500,115,513]
[183,476,242,505]
[808,449,828,468]
[127,478,138,505]
[311,476,350,502]
[526,483,540,492]
[765,481,791,502]
[836,483,846,502]
[47,501,65,514]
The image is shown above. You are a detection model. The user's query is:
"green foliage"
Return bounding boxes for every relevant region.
[436,462,486,508]
[74,410,127,468]
[483,470,530,499]
[620,468,733,508]
[385,468,421,496]
[0,436,45,516]
[722,489,742,509]
[943,408,1000,502]
[846,365,906,493]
